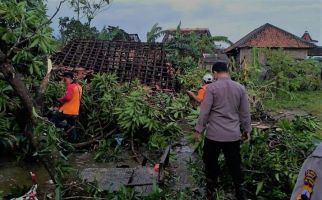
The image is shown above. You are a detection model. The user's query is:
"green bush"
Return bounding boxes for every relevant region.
[231,48,321,116]
[264,49,321,92]
[94,140,122,162]
[148,133,168,151]
[78,74,121,137]
[177,67,209,92]
[43,80,64,107]
[241,116,322,199]
[114,86,160,136]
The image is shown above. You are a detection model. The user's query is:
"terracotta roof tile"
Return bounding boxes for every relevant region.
[226,23,316,52]
[301,31,318,43]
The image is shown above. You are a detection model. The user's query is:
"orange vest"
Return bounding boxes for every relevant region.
[59,83,82,115]
[196,84,208,102]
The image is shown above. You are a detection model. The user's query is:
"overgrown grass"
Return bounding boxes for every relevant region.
[264,90,322,120]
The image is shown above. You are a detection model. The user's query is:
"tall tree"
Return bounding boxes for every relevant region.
[147,23,164,43]
[59,17,99,44]
[164,22,233,72]
[0,0,55,127]
[0,1,69,194]
[68,0,112,25]
[212,35,233,47]
[102,26,130,41]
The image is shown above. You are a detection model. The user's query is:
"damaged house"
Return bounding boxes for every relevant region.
[52,40,175,90]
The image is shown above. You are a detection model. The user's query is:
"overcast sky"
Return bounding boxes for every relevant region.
[46,0,322,45]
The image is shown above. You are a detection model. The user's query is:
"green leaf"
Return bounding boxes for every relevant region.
[256,181,264,195]
[1,32,16,43]
[55,187,61,200]
[174,112,178,119]
[32,107,41,119]
[29,37,39,48]
[39,40,48,53]
[33,63,41,76]
[59,151,68,161]
[29,64,34,75]
[275,173,280,182]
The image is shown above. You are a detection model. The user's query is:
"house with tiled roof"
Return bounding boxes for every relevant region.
[301,31,322,57]
[226,23,316,66]
[301,31,318,44]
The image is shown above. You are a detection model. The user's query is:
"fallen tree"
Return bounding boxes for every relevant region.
[0,0,71,198]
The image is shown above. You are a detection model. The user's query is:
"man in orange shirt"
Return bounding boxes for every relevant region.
[187,74,213,104]
[51,72,82,143]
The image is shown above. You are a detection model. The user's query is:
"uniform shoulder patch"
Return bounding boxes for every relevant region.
[296,169,317,200]
[304,169,317,186]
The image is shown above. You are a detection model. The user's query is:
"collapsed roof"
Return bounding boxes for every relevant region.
[52,40,175,90]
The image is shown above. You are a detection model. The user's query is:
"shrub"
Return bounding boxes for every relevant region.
[241,116,322,199]
[148,133,168,151]
[264,49,321,92]
[78,74,121,137]
[94,140,122,162]
[114,86,160,136]
[177,67,209,92]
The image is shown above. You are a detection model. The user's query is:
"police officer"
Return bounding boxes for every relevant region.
[291,142,322,200]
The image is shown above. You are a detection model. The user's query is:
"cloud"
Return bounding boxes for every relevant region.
[162,0,220,12]
[222,0,322,15]
[117,0,222,12]
[46,0,322,44]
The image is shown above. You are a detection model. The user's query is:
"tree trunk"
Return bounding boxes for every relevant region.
[35,72,51,110]
[0,62,35,140]
[0,56,56,183]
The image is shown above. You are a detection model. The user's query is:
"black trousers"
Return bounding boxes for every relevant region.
[203,138,243,187]
[51,111,78,142]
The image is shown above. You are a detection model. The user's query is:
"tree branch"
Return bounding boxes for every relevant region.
[0,63,40,150]
[6,0,67,58]
[0,62,34,121]
[49,0,67,24]
[72,129,115,148]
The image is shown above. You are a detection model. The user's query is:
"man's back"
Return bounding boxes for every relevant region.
[195,78,251,142]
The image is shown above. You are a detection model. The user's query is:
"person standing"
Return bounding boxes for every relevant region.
[291,143,322,200]
[194,62,251,200]
[51,72,82,143]
[187,74,214,104]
